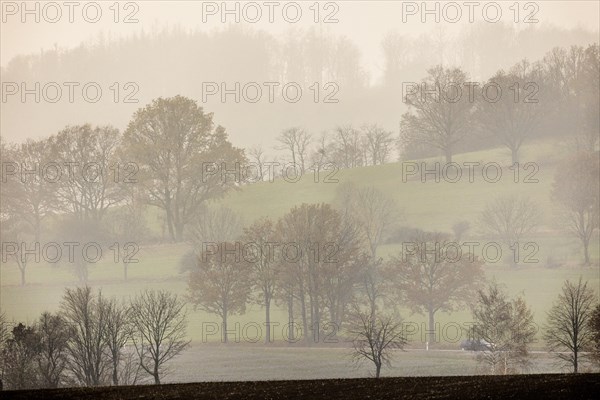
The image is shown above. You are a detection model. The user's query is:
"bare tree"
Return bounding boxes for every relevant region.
[335,184,399,316]
[0,323,41,390]
[400,66,474,163]
[0,217,34,286]
[349,310,406,378]
[248,145,266,181]
[54,217,109,284]
[337,185,398,259]
[475,61,546,164]
[189,206,243,245]
[242,218,278,343]
[1,138,58,242]
[320,217,367,331]
[36,312,70,388]
[51,124,124,223]
[310,131,332,168]
[0,311,8,389]
[99,297,133,386]
[275,203,366,344]
[181,206,244,274]
[188,242,251,343]
[331,125,364,169]
[276,127,312,173]
[361,124,394,166]
[552,152,599,265]
[60,286,110,386]
[471,281,537,374]
[106,182,147,281]
[543,45,599,152]
[0,311,8,350]
[590,304,600,366]
[479,195,542,266]
[130,290,190,384]
[385,231,485,345]
[544,278,597,373]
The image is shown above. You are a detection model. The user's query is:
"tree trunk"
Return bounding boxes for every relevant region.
[511,147,519,165]
[444,147,452,164]
[222,312,228,344]
[112,360,119,386]
[312,295,321,344]
[367,268,377,318]
[175,222,184,242]
[573,349,578,373]
[265,298,271,344]
[34,214,41,243]
[583,237,590,266]
[300,291,309,345]
[165,193,175,242]
[166,213,175,242]
[428,308,435,346]
[287,291,295,342]
[375,362,381,378]
[153,363,160,384]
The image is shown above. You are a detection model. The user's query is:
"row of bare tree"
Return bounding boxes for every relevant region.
[352,278,600,378]
[250,44,599,169]
[400,44,599,162]
[0,288,189,390]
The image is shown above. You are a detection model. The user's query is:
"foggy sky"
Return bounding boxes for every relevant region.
[2,1,599,79]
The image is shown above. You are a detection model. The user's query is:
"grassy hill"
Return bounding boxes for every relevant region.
[221,137,564,230]
[1,137,598,374]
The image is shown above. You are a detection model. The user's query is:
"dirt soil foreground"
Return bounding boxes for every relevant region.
[2,373,599,400]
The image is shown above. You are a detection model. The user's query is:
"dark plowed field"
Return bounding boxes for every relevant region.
[3,373,599,400]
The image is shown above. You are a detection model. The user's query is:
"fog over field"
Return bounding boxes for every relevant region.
[0,0,599,394]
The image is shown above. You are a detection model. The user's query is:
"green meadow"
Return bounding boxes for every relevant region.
[1,137,598,364]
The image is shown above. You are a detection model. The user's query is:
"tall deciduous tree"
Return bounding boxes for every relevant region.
[276,127,312,174]
[400,66,474,163]
[478,194,542,266]
[1,138,58,242]
[475,60,546,164]
[99,297,133,386]
[51,124,123,223]
[0,323,41,390]
[590,304,600,366]
[349,310,406,378]
[0,217,34,286]
[335,184,399,317]
[544,278,597,373]
[188,243,251,343]
[60,286,109,386]
[385,231,485,345]
[361,124,394,166]
[36,312,70,388]
[122,96,245,242]
[130,290,190,384]
[471,281,537,374]
[552,152,599,265]
[1,139,57,285]
[242,218,278,343]
[276,203,365,343]
[543,45,599,152]
[331,125,364,169]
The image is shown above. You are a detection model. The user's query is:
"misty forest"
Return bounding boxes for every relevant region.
[0,2,599,396]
